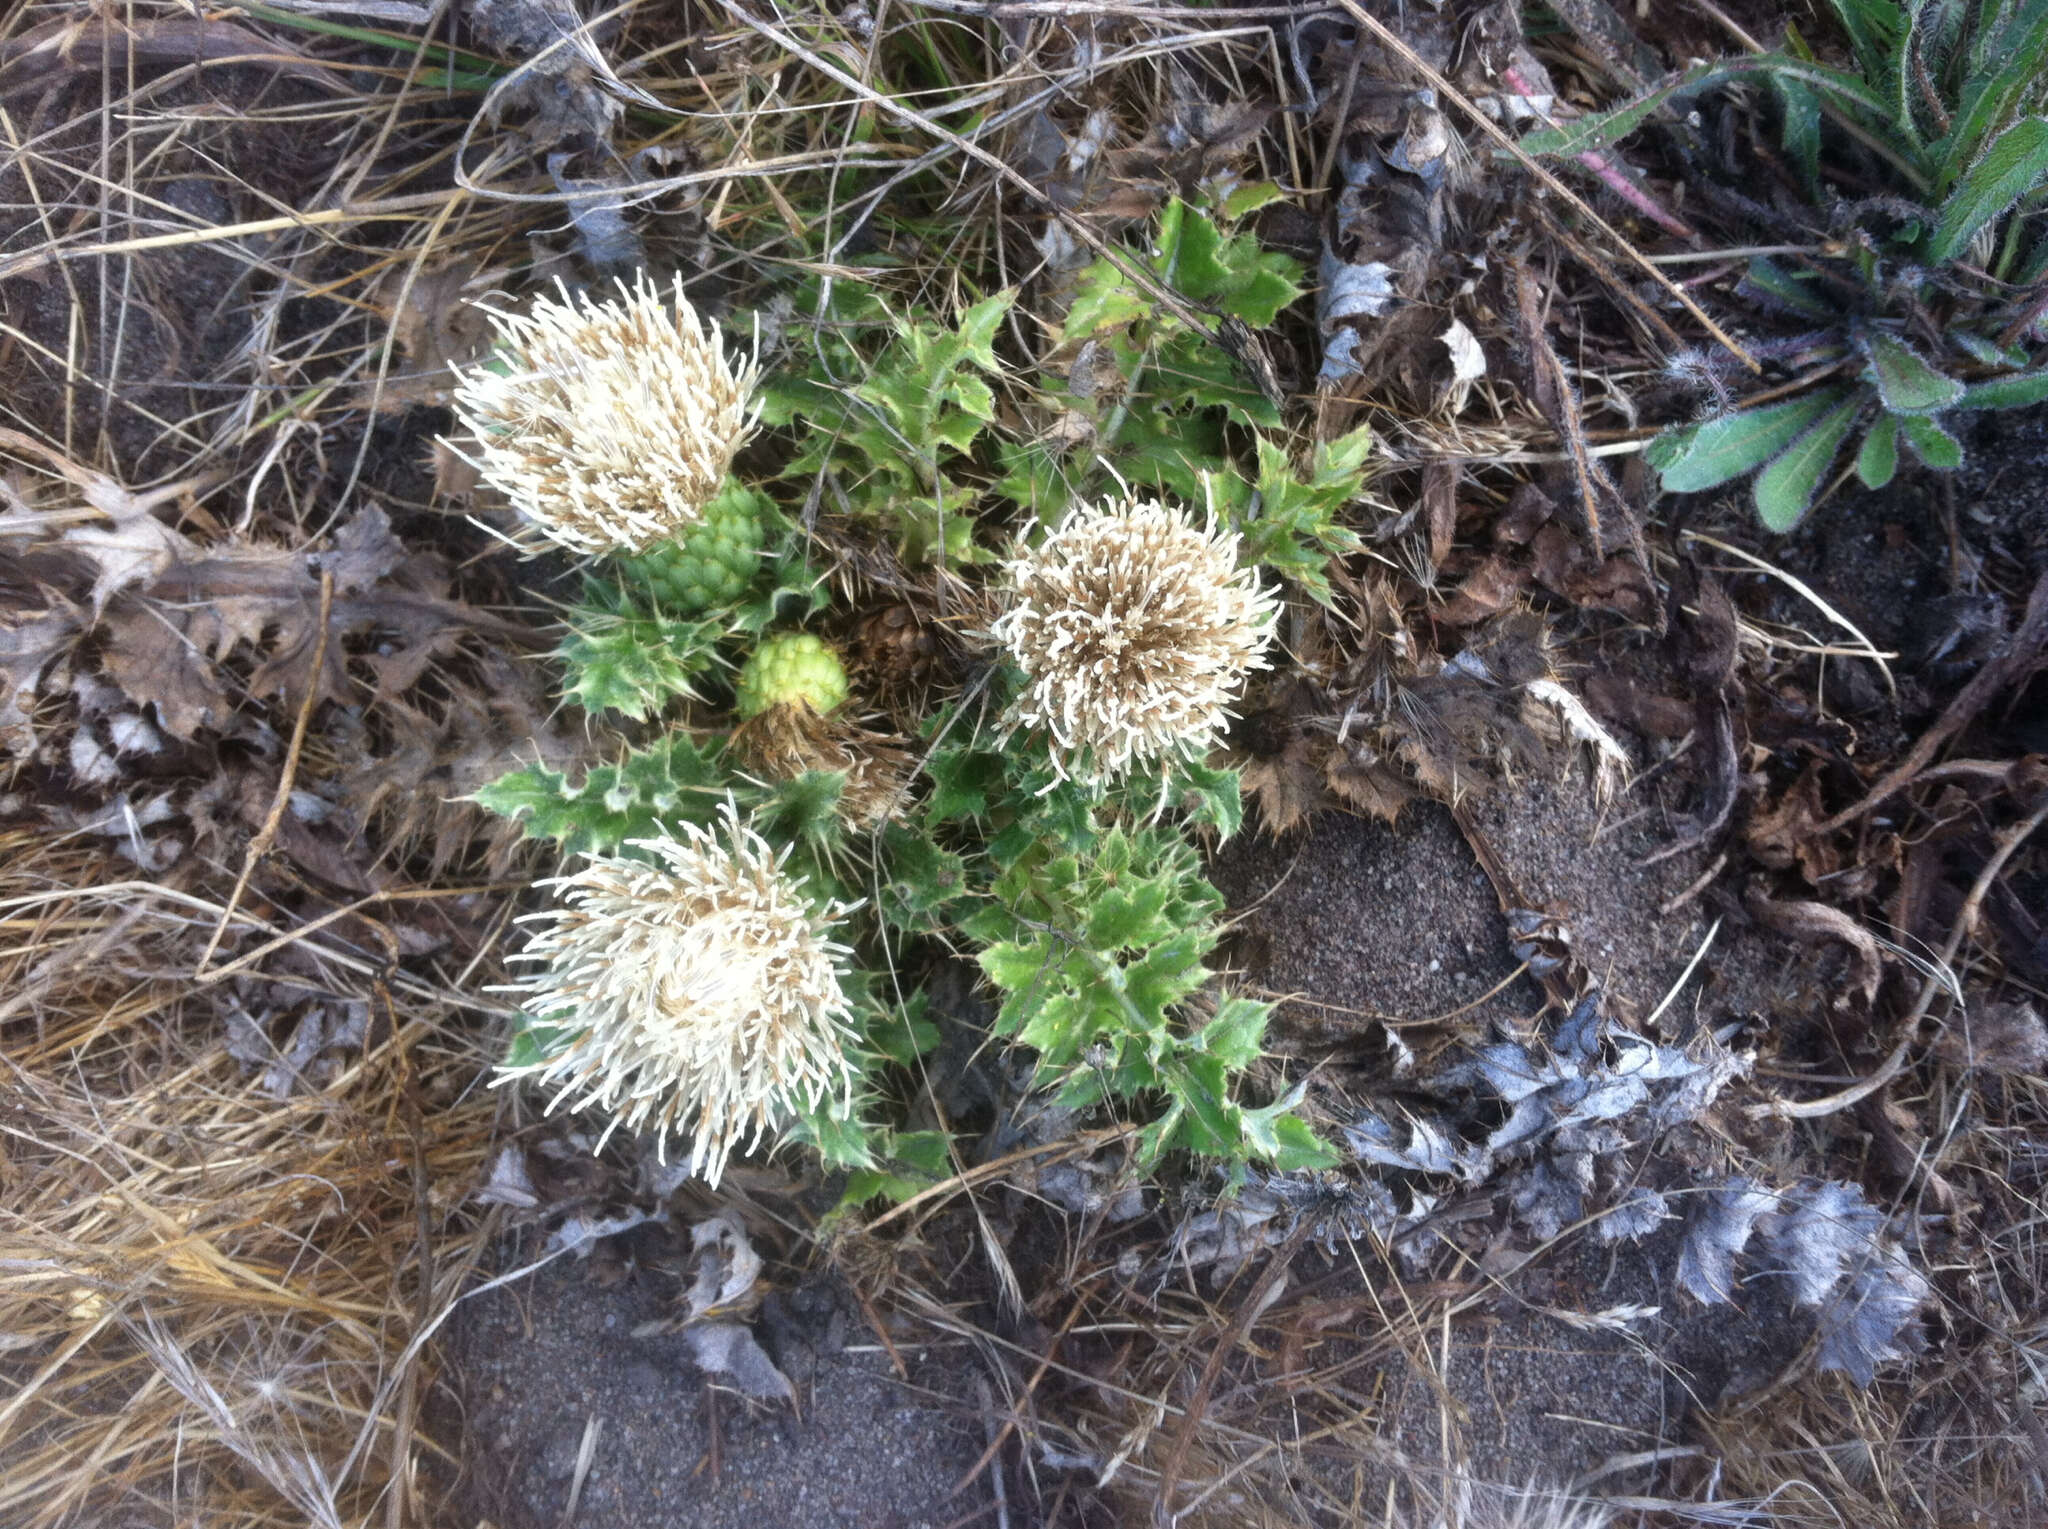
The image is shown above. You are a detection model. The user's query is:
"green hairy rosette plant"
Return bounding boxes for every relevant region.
[468,194,1366,1202]
[1524,0,2048,529]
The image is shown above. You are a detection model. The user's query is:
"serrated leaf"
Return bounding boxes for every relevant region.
[1650,389,1848,493]
[1754,392,1863,531]
[1222,262,1305,327]
[1196,997,1270,1070]
[1221,180,1288,220]
[1163,1052,1237,1154]
[792,1097,880,1173]
[1899,411,1963,467]
[1241,1084,1341,1170]
[1676,1179,1779,1303]
[1863,332,1966,413]
[557,610,720,720]
[980,939,1050,995]
[1928,116,2048,264]
[472,762,571,829]
[1856,412,1900,487]
[1063,264,1148,339]
[952,288,1015,370]
[1157,200,1233,302]
[867,995,941,1067]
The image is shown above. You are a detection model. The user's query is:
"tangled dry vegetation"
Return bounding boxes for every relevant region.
[3,1,2048,1527]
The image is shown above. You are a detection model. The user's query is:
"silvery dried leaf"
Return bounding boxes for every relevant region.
[683,1322,794,1402]
[1760,1180,1884,1309]
[1343,1107,1482,1177]
[1676,1179,1779,1304]
[1509,1157,1584,1242]
[686,1213,764,1318]
[548,1207,661,1256]
[1597,1185,1669,1243]
[1813,1243,1928,1387]
[476,1145,541,1209]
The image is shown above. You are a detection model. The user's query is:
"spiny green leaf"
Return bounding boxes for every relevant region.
[1157,199,1233,302]
[1063,263,1148,339]
[1196,997,1271,1070]
[1240,1086,1342,1170]
[867,995,941,1067]
[1221,180,1288,220]
[556,606,722,721]
[1753,392,1864,530]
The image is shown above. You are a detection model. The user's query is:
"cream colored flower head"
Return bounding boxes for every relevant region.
[992,496,1278,779]
[497,803,856,1185]
[450,272,759,557]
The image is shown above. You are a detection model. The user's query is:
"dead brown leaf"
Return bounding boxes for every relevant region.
[1240,733,1334,837]
[1435,551,1527,626]
[1325,738,1413,823]
[1745,889,1885,1011]
[1747,764,1841,885]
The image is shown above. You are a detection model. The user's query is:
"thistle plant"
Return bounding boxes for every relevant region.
[496,805,858,1186]
[476,199,1371,1195]
[449,271,760,555]
[993,497,1278,781]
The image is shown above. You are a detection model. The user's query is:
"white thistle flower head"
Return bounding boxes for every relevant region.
[992,496,1278,779]
[496,803,856,1185]
[450,272,759,557]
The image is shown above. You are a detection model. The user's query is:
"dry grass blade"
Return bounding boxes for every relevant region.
[0,830,499,1527]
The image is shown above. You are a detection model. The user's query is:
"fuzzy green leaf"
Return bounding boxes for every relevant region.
[1863,332,1966,413]
[1928,116,2048,264]
[1740,256,1837,320]
[1856,412,1901,487]
[1754,393,1864,530]
[1958,366,2048,407]
[1650,389,1850,493]
[1899,412,1964,467]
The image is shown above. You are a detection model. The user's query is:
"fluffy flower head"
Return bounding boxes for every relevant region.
[498,804,855,1185]
[451,272,758,556]
[992,497,1278,778]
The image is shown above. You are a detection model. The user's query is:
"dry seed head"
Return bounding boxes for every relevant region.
[992,497,1278,778]
[497,804,856,1185]
[450,273,759,556]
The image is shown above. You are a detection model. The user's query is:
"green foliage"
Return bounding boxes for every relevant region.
[958,765,1334,1171]
[472,732,734,858]
[1203,428,1371,606]
[758,278,1015,566]
[1003,194,1307,508]
[477,205,1346,1193]
[555,588,724,721]
[1525,1,2048,529]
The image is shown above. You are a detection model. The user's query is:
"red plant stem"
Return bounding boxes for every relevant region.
[1504,66,1698,241]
